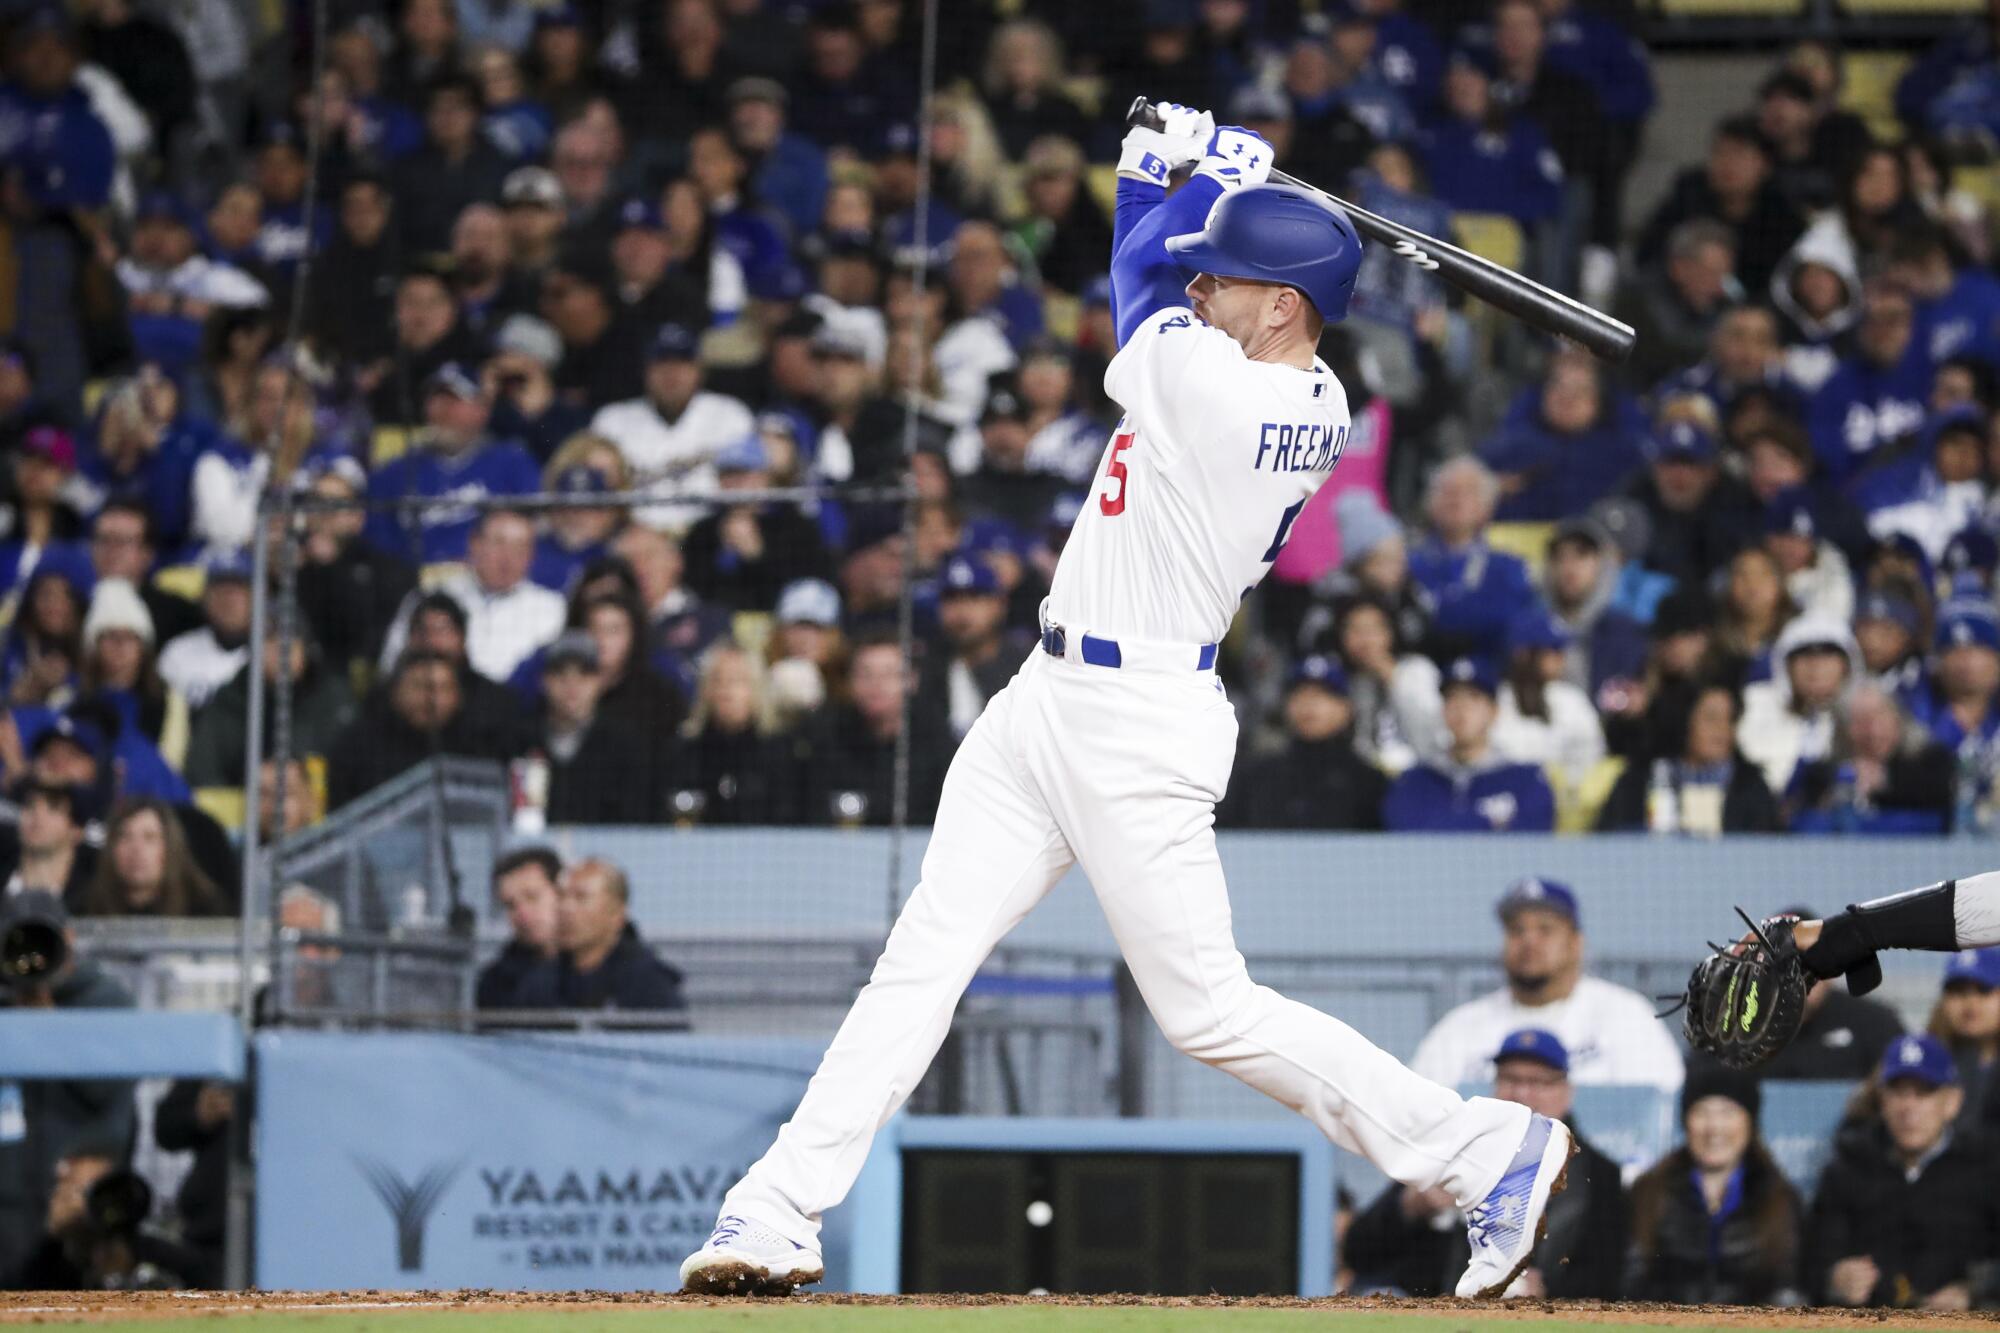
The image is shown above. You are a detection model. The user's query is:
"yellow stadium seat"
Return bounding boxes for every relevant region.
[1043,291,1081,344]
[1452,213,1524,272]
[419,562,468,589]
[1486,521,1555,577]
[194,787,246,833]
[1557,757,1627,834]
[1656,0,1800,15]
[1086,165,1118,224]
[1955,162,2000,216]
[1839,51,1914,140]
[153,564,206,601]
[370,426,412,468]
[1840,0,1979,14]
[731,611,774,658]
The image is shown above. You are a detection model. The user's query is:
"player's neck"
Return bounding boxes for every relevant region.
[1241,327,1318,371]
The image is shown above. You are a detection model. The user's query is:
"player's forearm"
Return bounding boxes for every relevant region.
[1797,873,1990,973]
[1109,174,1222,346]
[1110,176,1164,334]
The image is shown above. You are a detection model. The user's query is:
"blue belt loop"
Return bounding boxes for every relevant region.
[1196,643,1218,671]
[1080,634,1123,668]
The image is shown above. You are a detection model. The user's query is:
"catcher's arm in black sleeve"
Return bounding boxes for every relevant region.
[1793,869,2000,995]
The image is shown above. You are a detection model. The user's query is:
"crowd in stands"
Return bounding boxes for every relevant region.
[0,0,1997,843]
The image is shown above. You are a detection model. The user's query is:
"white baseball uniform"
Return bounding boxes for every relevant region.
[718,310,1531,1249]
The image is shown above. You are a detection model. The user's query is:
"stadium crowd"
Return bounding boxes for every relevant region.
[0,0,1993,847]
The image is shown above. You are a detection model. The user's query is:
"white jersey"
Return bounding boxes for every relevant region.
[589,390,755,531]
[1046,311,1349,645]
[1410,975,1685,1090]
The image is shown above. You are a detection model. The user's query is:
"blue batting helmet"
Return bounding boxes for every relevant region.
[1165,183,1364,323]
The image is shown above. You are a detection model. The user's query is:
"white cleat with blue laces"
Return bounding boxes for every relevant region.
[1454,1112,1576,1299]
[679,1214,824,1296]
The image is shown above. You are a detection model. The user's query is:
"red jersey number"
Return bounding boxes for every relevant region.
[1099,431,1135,516]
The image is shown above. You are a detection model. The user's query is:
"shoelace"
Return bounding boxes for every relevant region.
[709,1217,745,1246]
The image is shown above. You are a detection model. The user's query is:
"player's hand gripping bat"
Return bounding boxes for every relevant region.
[1125,97,1636,364]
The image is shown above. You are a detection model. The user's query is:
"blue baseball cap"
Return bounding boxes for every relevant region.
[1855,592,1921,639]
[714,433,770,473]
[1648,420,1717,466]
[1763,488,1817,540]
[1493,1028,1569,1075]
[424,361,482,401]
[1508,606,1572,654]
[1936,602,2000,653]
[1082,274,1113,310]
[1945,947,2000,990]
[1943,527,1998,578]
[32,713,106,767]
[203,550,254,584]
[551,464,609,496]
[617,197,664,232]
[647,322,700,362]
[1440,655,1500,698]
[878,121,920,158]
[1879,1033,1956,1089]
[1048,491,1085,532]
[960,518,1024,561]
[1289,653,1349,695]
[939,551,1000,597]
[533,3,583,28]
[1925,404,1986,454]
[1497,877,1580,927]
[749,261,810,303]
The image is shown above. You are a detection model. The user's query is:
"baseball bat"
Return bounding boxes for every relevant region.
[1124,97,1636,364]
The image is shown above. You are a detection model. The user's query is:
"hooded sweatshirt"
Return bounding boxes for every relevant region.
[1738,613,1860,793]
[1770,215,1862,393]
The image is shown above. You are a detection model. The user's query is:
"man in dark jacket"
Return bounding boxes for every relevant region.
[293,462,419,681]
[534,631,656,825]
[183,625,359,788]
[1809,1035,2000,1308]
[1222,655,1386,831]
[325,649,520,809]
[1619,420,1760,587]
[516,857,685,1015]
[804,634,947,826]
[1345,1029,1624,1298]
[915,552,1034,744]
[475,846,562,1008]
[680,433,831,613]
[0,891,136,1285]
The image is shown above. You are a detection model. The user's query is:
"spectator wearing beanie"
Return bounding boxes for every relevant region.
[1626,1064,1804,1306]
[78,576,186,770]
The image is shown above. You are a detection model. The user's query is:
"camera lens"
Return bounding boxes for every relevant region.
[1,921,66,982]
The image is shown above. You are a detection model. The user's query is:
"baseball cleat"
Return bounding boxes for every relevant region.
[1454,1112,1576,1299]
[679,1214,824,1296]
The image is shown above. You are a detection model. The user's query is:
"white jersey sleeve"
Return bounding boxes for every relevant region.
[1047,312,1351,644]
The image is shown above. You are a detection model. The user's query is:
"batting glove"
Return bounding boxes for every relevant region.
[1116,102,1215,186]
[1193,126,1274,193]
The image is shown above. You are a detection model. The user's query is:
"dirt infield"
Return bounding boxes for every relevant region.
[3,1291,1999,1329]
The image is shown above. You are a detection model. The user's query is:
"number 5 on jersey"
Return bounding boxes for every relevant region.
[1099,431,1135,516]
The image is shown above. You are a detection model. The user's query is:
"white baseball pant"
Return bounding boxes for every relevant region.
[722,644,1529,1244]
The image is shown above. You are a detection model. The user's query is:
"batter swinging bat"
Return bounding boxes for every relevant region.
[1125,97,1637,364]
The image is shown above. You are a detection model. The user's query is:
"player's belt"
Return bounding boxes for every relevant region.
[1039,623,1218,672]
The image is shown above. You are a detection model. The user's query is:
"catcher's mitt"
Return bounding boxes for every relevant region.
[1674,911,1813,1070]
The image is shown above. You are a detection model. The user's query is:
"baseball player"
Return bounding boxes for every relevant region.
[680,107,1574,1301]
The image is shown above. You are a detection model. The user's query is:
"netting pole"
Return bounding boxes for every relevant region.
[886,0,944,931]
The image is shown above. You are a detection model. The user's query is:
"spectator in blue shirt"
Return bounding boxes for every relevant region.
[0,10,114,214]
[1481,355,1650,522]
[1352,0,1445,108]
[1409,455,1537,660]
[1807,281,1932,486]
[1886,223,2000,372]
[1383,656,1556,832]
[727,76,828,241]
[1895,21,2000,145]
[365,362,541,563]
[1417,53,1564,233]
[1911,604,2000,807]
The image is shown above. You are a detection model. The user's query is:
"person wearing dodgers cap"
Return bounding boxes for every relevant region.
[588,314,756,532]
[1807,1030,1997,1310]
[1219,653,1387,832]
[1216,652,1392,832]
[918,550,1029,742]
[1381,660,1558,834]
[679,431,829,613]
[1344,1025,1627,1298]
[1408,877,1684,1090]
[1933,947,2000,1131]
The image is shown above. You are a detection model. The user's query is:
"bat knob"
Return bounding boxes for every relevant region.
[1124,96,1166,132]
